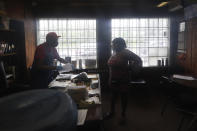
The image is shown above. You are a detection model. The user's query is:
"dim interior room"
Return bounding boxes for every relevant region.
[0,0,197,131]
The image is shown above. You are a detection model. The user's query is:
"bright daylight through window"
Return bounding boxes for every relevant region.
[37,19,96,65]
[112,18,169,67]
[37,18,169,67]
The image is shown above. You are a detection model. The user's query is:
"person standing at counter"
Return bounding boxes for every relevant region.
[107,37,142,125]
[31,32,69,89]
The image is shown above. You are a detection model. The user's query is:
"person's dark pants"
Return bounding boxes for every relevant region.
[111,85,128,117]
[31,69,55,89]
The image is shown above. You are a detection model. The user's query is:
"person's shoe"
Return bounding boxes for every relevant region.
[103,112,115,120]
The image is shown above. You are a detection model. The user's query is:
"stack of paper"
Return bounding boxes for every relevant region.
[77,109,88,126]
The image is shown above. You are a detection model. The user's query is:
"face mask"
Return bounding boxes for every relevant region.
[53,41,58,47]
[47,38,58,47]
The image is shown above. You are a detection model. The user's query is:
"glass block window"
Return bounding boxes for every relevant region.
[112,18,170,67]
[37,19,96,61]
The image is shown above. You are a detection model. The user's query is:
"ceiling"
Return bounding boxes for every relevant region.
[27,0,186,17]
[30,0,167,7]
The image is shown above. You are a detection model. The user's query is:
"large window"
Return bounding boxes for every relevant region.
[37,18,170,67]
[112,18,170,67]
[37,19,96,61]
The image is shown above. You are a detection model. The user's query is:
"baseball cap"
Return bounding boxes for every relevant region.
[46,32,61,39]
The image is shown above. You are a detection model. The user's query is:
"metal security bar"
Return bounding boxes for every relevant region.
[37,19,96,61]
[112,18,170,67]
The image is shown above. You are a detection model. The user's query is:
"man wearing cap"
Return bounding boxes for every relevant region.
[31,32,68,89]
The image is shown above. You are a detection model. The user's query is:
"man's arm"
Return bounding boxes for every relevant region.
[57,57,69,64]
[54,48,69,64]
[128,52,142,67]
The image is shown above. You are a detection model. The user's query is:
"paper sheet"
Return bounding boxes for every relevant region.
[88,74,98,79]
[86,96,101,104]
[77,109,88,126]
[56,74,71,80]
[48,80,70,89]
[88,88,100,94]
[62,63,73,72]
[173,74,196,81]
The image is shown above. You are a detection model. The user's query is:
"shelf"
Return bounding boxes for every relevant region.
[0,29,15,33]
[0,53,16,62]
[0,53,16,57]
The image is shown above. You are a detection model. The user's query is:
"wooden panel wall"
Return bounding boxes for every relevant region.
[24,4,36,69]
[184,17,197,76]
[5,1,36,69]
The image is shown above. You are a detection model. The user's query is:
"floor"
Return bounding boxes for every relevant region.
[101,86,195,131]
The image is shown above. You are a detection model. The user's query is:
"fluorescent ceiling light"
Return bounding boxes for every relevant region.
[169,5,183,11]
[157,2,169,7]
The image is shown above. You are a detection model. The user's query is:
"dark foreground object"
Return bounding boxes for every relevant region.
[0,89,77,131]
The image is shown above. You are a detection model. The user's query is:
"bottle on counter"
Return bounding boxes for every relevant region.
[161,58,165,67]
[79,59,82,69]
[157,60,161,67]
[165,58,169,67]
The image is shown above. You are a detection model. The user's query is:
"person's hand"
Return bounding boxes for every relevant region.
[56,66,63,71]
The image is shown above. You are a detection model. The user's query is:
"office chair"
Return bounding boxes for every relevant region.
[0,61,9,97]
[0,61,8,89]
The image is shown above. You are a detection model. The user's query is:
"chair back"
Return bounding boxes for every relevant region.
[0,61,8,89]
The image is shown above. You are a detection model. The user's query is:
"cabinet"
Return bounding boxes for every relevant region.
[0,20,26,90]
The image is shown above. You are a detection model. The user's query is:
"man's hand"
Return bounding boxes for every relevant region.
[56,66,63,71]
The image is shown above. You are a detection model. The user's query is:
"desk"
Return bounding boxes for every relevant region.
[172,78,197,88]
[49,73,103,129]
[162,75,197,89]
[161,75,197,117]
[162,75,197,105]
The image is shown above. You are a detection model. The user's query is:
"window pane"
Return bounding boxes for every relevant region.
[112,18,169,67]
[149,57,158,66]
[149,48,158,56]
[37,19,97,65]
[159,48,168,56]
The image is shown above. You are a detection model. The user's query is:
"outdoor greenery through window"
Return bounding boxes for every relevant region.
[37,19,96,64]
[112,18,170,67]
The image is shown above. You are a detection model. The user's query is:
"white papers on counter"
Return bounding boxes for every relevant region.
[87,74,98,79]
[173,74,196,81]
[67,86,88,103]
[62,63,73,72]
[91,80,99,89]
[48,80,71,92]
[77,109,88,126]
[56,74,71,81]
[88,88,100,94]
[86,96,101,104]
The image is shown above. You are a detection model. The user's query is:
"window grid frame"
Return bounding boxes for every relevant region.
[112,18,170,67]
[37,18,97,61]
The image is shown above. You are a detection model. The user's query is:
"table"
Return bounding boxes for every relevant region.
[48,73,103,129]
[161,75,197,130]
[171,78,197,89]
[161,75,197,105]
[162,75,197,88]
